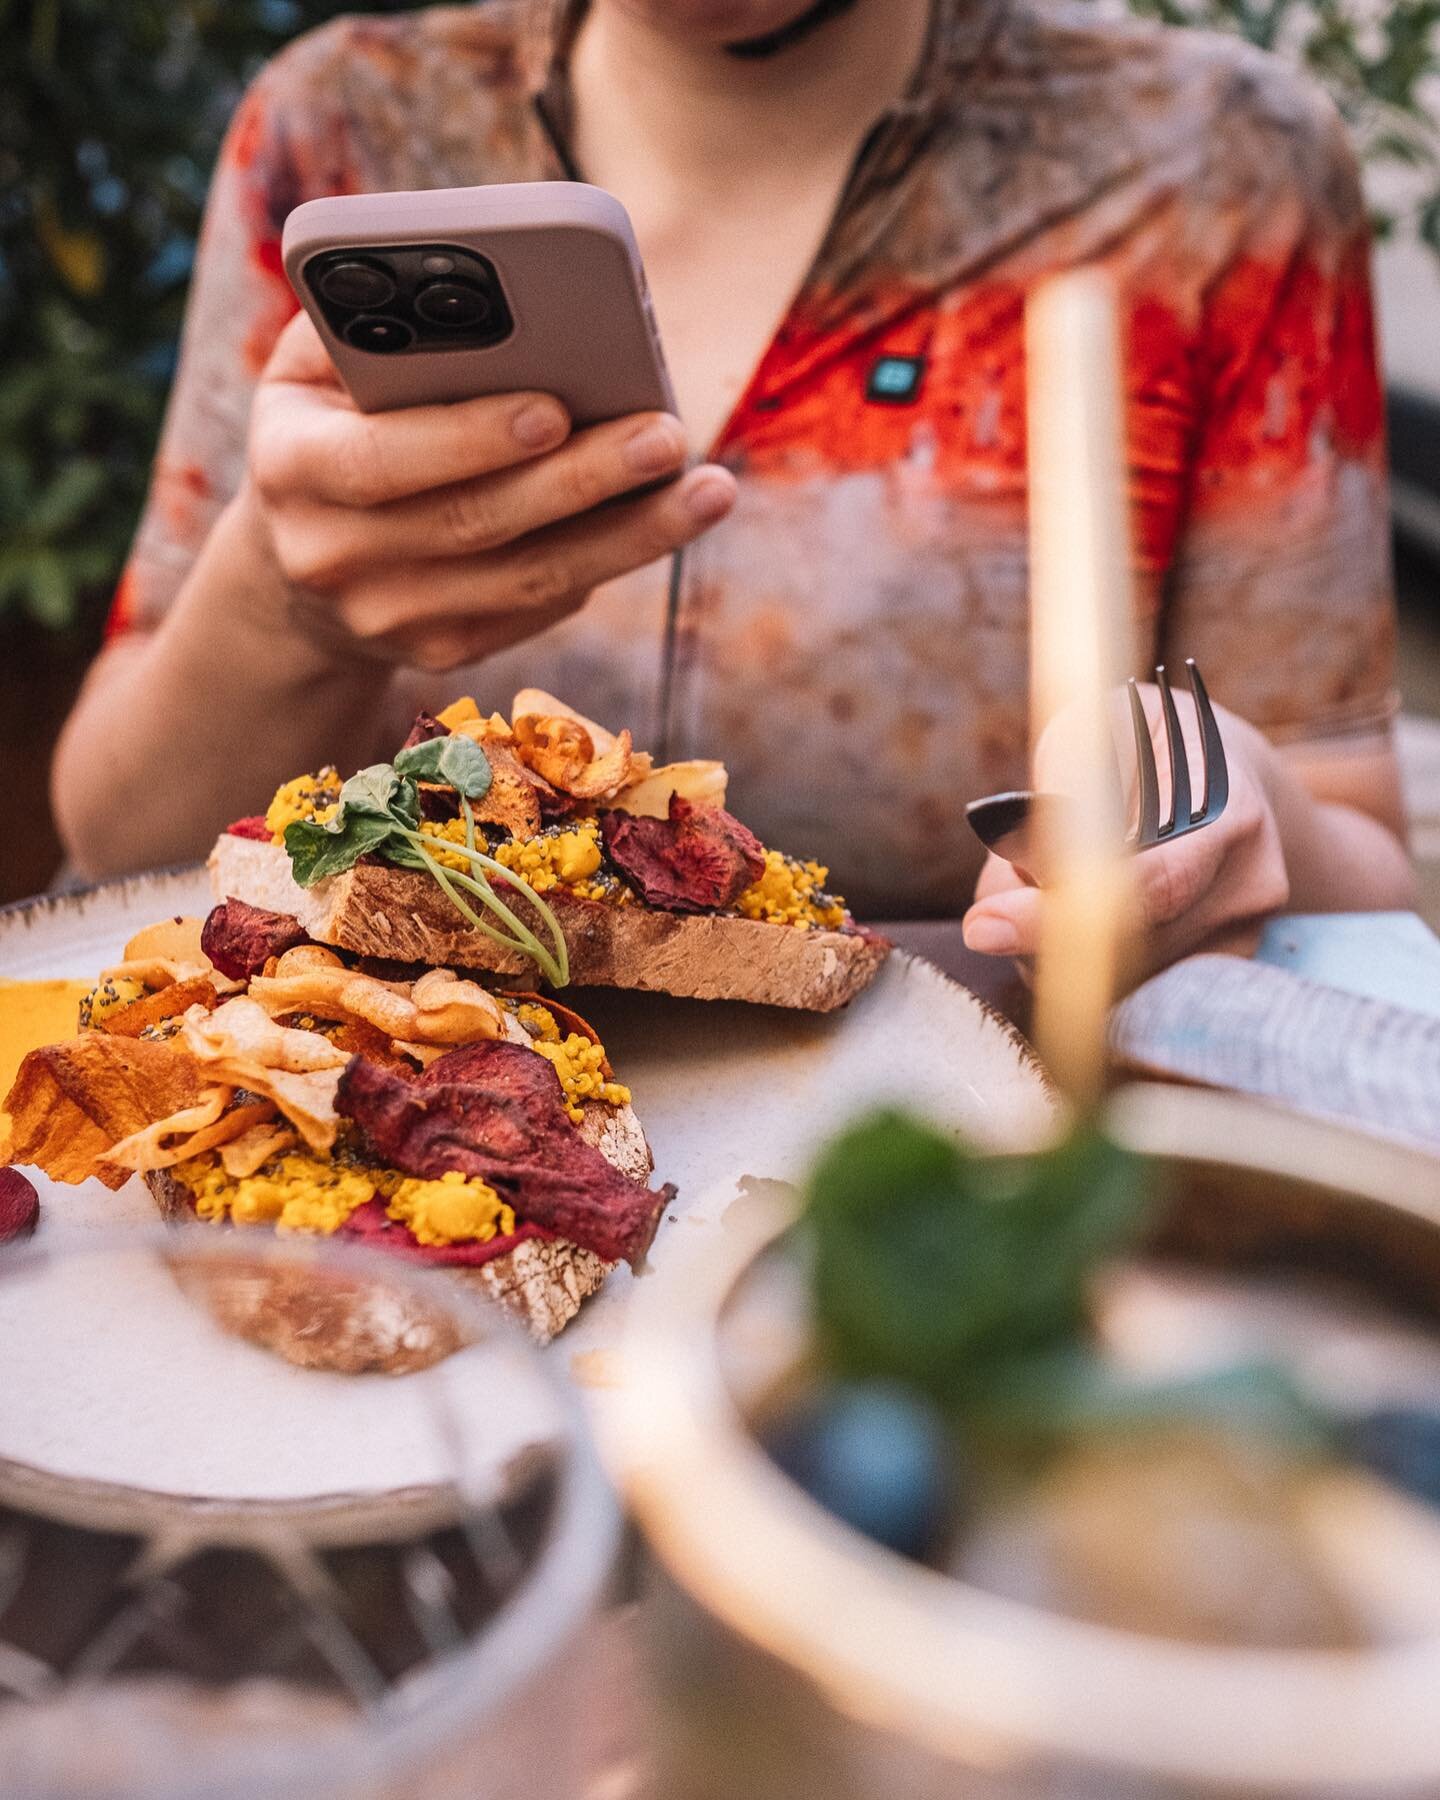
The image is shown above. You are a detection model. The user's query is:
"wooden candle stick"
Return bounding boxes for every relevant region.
[1024,269,1137,1107]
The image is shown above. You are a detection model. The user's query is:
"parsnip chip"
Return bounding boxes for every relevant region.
[219,1121,297,1179]
[248,966,504,1047]
[410,968,506,1043]
[271,944,344,974]
[123,917,208,965]
[233,1066,342,1153]
[105,1092,276,1173]
[181,998,350,1073]
[610,759,728,818]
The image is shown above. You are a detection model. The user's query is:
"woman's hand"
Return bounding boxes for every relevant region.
[244,311,736,672]
[962,687,1294,978]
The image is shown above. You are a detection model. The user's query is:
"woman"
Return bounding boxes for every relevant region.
[53,0,1414,969]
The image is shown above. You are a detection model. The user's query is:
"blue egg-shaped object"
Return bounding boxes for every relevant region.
[765,1380,956,1561]
[1346,1408,1440,1510]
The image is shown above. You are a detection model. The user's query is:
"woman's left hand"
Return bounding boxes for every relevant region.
[961,687,1293,979]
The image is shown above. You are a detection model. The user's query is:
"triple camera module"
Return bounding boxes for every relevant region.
[305,244,514,354]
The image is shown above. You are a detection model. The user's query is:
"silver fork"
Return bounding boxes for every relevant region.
[965,659,1229,881]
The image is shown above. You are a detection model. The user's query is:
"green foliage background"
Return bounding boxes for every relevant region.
[1,0,1437,638]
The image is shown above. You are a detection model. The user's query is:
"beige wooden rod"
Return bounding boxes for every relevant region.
[1025,269,1137,1107]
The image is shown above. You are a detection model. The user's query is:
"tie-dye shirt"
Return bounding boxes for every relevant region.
[111,0,1396,916]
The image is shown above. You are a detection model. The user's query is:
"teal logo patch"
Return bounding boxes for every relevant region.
[867,354,925,404]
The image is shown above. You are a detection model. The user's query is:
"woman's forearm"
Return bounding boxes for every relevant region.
[52,489,389,878]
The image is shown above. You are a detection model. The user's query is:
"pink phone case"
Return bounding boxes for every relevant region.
[282,182,676,424]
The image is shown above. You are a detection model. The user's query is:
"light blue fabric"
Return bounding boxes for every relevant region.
[1256,913,1440,1022]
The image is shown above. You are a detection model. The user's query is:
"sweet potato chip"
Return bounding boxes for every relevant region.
[100,977,218,1039]
[2,1035,204,1188]
[436,695,482,730]
[466,740,542,838]
[104,917,239,996]
[510,689,617,753]
[512,714,636,800]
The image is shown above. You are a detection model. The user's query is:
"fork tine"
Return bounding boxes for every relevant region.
[1127,677,1161,843]
[1155,664,1191,832]
[1186,658,1229,821]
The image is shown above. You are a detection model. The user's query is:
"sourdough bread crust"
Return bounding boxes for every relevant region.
[146,1090,648,1369]
[209,834,889,1012]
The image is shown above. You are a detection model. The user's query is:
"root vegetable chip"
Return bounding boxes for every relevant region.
[337,1041,672,1266]
[181,998,351,1074]
[1,1036,205,1188]
[99,977,218,1039]
[248,964,504,1047]
[0,1168,39,1245]
[106,1091,274,1172]
[511,713,637,800]
[220,1121,297,1179]
[610,759,728,818]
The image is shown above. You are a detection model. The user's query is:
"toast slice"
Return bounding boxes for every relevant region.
[147,1094,652,1369]
[210,833,889,1013]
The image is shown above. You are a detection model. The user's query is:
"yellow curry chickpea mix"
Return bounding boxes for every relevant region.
[179,1153,515,1247]
[265,768,342,840]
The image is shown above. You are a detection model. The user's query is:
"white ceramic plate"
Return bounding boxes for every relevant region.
[0,868,1054,1502]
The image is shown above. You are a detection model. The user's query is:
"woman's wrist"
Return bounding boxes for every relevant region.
[164,483,374,689]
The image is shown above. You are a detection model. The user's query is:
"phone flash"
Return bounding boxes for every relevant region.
[421,253,456,274]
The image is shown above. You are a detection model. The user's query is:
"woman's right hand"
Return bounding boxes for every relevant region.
[243,310,736,673]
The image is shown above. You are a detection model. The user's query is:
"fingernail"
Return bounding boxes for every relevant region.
[963,915,1019,956]
[682,471,734,527]
[625,418,686,477]
[512,399,568,450]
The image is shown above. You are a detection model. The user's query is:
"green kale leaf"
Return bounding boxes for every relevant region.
[284,810,399,886]
[393,734,494,799]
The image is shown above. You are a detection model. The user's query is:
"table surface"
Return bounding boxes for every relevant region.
[889,909,1440,1027]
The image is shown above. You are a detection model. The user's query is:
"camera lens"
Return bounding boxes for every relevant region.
[317,259,396,309]
[342,314,415,354]
[413,279,491,329]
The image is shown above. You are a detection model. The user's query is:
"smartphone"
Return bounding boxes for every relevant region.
[282,181,676,424]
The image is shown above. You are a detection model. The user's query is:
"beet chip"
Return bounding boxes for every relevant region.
[600,795,765,913]
[401,709,448,749]
[202,898,309,980]
[336,1042,672,1266]
[0,1169,40,1246]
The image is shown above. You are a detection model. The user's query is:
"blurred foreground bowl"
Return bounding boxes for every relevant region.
[0,1230,621,1800]
[612,1086,1440,1800]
